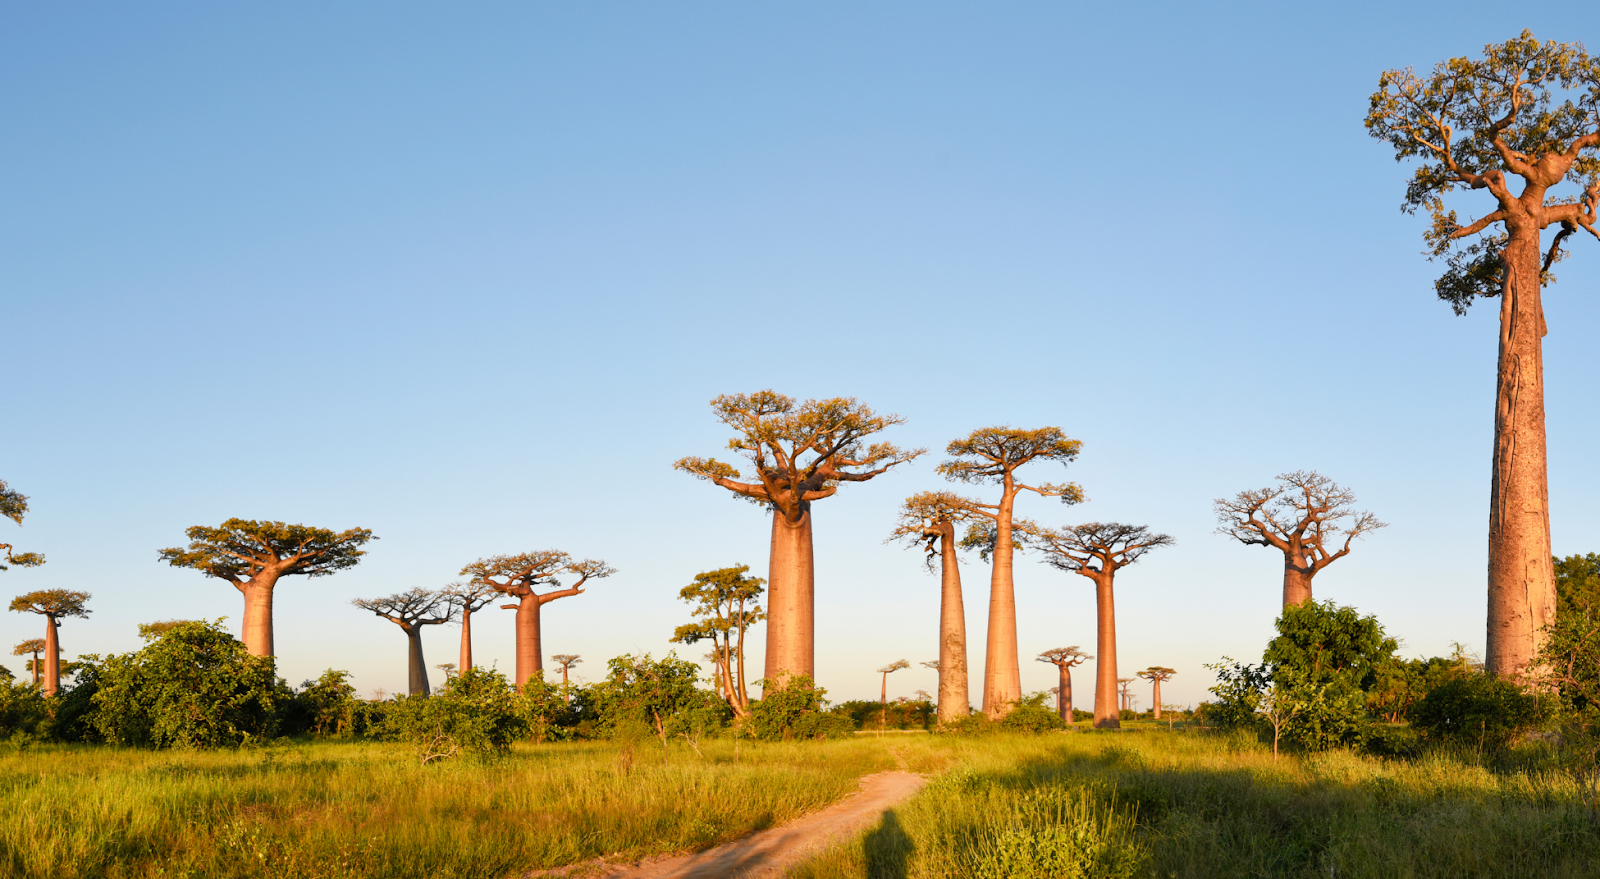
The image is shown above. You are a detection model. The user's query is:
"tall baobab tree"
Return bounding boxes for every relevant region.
[1037,646,1091,723]
[937,428,1084,719]
[1215,472,1385,608]
[1138,666,1176,721]
[0,479,44,572]
[552,654,581,704]
[13,639,45,686]
[1367,32,1600,678]
[460,551,614,686]
[1118,678,1135,713]
[160,519,375,657]
[670,565,766,718]
[889,491,976,725]
[440,580,498,673]
[8,589,89,695]
[352,588,456,697]
[676,391,922,682]
[1034,523,1173,729]
[877,659,910,728]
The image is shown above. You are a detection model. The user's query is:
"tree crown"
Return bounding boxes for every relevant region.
[1031,522,1174,578]
[0,479,44,571]
[352,588,456,628]
[552,654,582,671]
[1214,471,1385,567]
[439,580,499,614]
[1138,666,1177,683]
[159,519,375,585]
[460,551,614,603]
[12,638,45,656]
[1037,646,1091,668]
[936,427,1085,500]
[8,589,91,619]
[888,491,982,565]
[670,565,766,647]
[138,620,199,641]
[877,659,910,675]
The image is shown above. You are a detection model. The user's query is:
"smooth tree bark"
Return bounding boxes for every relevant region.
[441,581,497,673]
[12,639,45,686]
[1037,647,1091,722]
[1215,472,1386,608]
[7,590,89,695]
[877,659,910,728]
[0,479,44,572]
[937,428,1083,719]
[552,654,581,705]
[1138,666,1176,720]
[160,519,374,657]
[670,565,766,717]
[460,551,614,686]
[1034,523,1174,729]
[352,588,456,697]
[1367,32,1600,677]
[889,491,977,725]
[676,391,922,683]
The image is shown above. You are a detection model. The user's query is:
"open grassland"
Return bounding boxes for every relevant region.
[0,737,950,879]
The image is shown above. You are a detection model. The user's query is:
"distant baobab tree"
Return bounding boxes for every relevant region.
[552,654,581,704]
[1118,678,1135,713]
[8,589,90,695]
[0,480,44,571]
[435,662,458,679]
[160,519,375,657]
[877,659,910,728]
[352,588,456,697]
[1037,646,1091,723]
[460,551,614,686]
[1138,667,1176,720]
[889,492,977,725]
[1215,472,1385,607]
[1367,33,1600,679]
[670,565,765,718]
[137,620,197,640]
[937,428,1084,719]
[1034,523,1173,729]
[676,391,923,682]
[12,639,45,686]
[440,580,498,674]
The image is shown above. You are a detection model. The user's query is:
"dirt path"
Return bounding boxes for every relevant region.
[536,770,927,879]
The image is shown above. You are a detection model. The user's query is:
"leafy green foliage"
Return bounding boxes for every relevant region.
[1410,674,1549,755]
[294,669,360,737]
[670,565,764,713]
[8,589,90,620]
[748,675,853,741]
[159,519,375,582]
[91,621,284,748]
[589,653,728,748]
[0,478,44,570]
[0,677,50,739]
[380,666,527,762]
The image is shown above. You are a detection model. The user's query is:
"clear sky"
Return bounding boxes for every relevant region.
[5,3,1599,709]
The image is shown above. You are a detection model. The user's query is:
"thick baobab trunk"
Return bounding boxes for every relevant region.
[1057,665,1073,723]
[240,574,281,657]
[458,605,474,673]
[405,626,430,697]
[1152,679,1163,721]
[1282,566,1313,608]
[764,506,815,683]
[29,648,40,687]
[1092,574,1120,729]
[514,598,545,687]
[937,524,969,724]
[982,492,1021,718]
[1486,229,1556,680]
[42,617,60,696]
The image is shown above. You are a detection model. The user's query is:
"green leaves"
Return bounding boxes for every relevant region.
[159,519,375,582]
[8,589,90,619]
[937,427,1082,488]
[0,479,44,571]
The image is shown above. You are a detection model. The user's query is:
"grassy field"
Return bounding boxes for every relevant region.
[7,728,1600,878]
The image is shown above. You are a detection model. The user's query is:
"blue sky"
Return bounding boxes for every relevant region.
[5,3,1599,708]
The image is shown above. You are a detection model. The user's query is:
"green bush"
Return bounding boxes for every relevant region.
[1411,674,1549,755]
[0,678,50,741]
[748,675,853,741]
[940,694,1065,736]
[381,666,527,762]
[292,669,360,738]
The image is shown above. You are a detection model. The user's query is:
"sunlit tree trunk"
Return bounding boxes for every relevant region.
[42,617,60,696]
[1057,665,1073,723]
[1282,566,1313,607]
[1092,573,1120,729]
[458,604,474,673]
[982,481,1020,718]
[1151,678,1163,720]
[515,598,545,686]
[240,573,281,657]
[405,625,430,697]
[937,522,969,724]
[765,506,815,682]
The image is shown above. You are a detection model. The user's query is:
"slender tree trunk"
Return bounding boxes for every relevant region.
[765,506,815,683]
[459,604,474,673]
[1282,566,1313,608]
[29,649,40,687]
[561,666,570,705]
[513,597,545,687]
[1093,573,1120,729]
[405,625,430,697]
[1486,227,1556,680]
[240,573,281,657]
[42,616,60,696]
[735,613,749,714]
[881,671,889,729]
[937,524,969,724]
[983,485,1021,718]
[1152,679,1162,720]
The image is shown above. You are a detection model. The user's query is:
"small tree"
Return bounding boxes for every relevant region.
[297,669,359,737]
[675,391,922,682]
[439,580,497,674]
[1138,667,1176,720]
[552,654,581,705]
[889,492,977,725]
[876,659,910,729]
[8,589,90,695]
[1215,471,1385,608]
[12,639,45,686]
[1117,678,1135,713]
[460,551,614,686]
[670,565,766,717]
[352,588,456,697]
[160,519,375,657]
[1037,647,1091,723]
[1258,678,1308,761]
[137,620,198,640]
[0,480,44,571]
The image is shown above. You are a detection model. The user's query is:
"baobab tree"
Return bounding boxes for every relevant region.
[160,519,375,657]
[1033,523,1174,729]
[1118,678,1135,714]
[460,551,614,686]
[13,639,45,685]
[889,491,976,725]
[937,427,1084,718]
[1367,32,1600,678]
[877,659,910,728]
[1215,472,1385,608]
[552,653,581,705]
[8,589,89,695]
[1037,646,1091,723]
[1138,667,1176,721]
[0,479,44,571]
[352,588,456,697]
[676,391,922,682]
[440,580,497,673]
[670,565,766,717]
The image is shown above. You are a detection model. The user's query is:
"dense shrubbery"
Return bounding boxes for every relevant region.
[748,675,854,740]
[1410,674,1548,754]
[835,698,934,731]
[382,666,529,761]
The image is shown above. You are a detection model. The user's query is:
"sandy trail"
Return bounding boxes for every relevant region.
[536,770,927,879]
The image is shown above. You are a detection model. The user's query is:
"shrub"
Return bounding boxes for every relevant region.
[747,675,853,741]
[1411,674,1548,755]
[381,666,526,762]
[0,678,49,740]
[293,669,360,738]
[940,694,1065,736]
